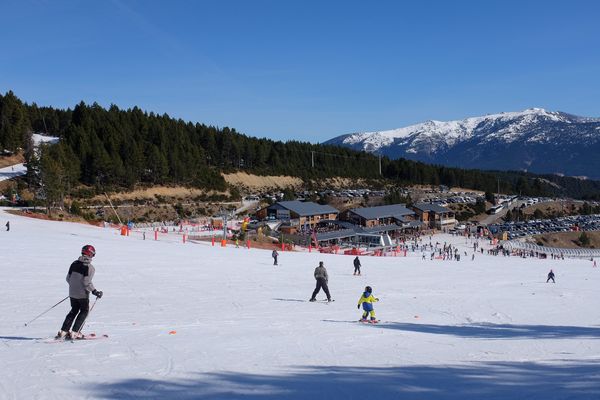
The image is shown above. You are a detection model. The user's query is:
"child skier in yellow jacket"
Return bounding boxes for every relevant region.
[358,286,379,323]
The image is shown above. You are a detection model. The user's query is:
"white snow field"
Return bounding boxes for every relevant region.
[1,208,599,400]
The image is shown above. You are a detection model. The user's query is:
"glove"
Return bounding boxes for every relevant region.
[375,298,379,301]
[92,290,103,299]
[357,304,360,309]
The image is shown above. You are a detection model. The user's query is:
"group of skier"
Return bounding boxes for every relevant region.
[306,256,379,322]
[51,239,567,339]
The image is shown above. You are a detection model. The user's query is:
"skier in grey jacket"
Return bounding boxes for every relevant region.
[56,245,103,339]
[310,261,332,302]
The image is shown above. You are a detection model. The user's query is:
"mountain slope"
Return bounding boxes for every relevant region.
[325,108,600,179]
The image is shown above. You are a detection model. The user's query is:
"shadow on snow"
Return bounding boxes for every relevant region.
[272,298,306,303]
[89,361,600,400]
[0,336,43,341]
[323,320,600,340]
[375,322,600,340]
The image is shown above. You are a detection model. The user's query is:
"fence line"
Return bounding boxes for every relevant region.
[502,240,600,259]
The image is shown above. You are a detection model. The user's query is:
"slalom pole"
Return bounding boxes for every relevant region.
[76,297,99,335]
[24,296,69,326]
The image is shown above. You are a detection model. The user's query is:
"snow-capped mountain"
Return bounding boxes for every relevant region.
[324,108,600,179]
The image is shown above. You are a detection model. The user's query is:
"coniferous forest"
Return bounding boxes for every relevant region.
[2,91,600,200]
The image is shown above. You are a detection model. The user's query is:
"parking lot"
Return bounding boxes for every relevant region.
[489,214,600,239]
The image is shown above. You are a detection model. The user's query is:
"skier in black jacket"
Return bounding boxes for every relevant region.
[546,269,555,283]
[56,245,103,339]
[353,256,361,276]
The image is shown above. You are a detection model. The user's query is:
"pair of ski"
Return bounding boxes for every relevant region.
[359,319,379,324]
[47,332,108,343]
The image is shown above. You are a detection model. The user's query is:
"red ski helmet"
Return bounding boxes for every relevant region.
[81,244,96,258]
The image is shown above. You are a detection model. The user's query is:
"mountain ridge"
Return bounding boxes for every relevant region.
[324,108,600,179]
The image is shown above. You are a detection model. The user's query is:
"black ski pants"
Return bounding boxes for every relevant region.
[354,265,361,274]
[61,297,89,332]
[311,278,331,301]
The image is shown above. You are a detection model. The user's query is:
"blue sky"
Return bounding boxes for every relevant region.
[1,0,599,142]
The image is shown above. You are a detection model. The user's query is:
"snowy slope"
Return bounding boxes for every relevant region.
[0,134,59,183]
[31,133,60,147]
[0,164,27,182]
[1,208,599,399]
[325,108,600,179]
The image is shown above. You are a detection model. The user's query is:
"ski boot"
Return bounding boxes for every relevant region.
[55,330,68,340]
[67,331,85,340]
[309,298,316,302]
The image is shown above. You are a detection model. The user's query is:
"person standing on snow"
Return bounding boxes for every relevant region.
[56,245,103,339]
[310,261,332,302]
[546,269,555,283]
[353,256,361,276]
[272,249,279,265]
[5,221,9,231]
[358,286,379,323]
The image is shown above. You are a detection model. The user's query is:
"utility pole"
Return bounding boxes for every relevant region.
[104,193,123,225]
[311,151,314,169]
[379,154,382,176]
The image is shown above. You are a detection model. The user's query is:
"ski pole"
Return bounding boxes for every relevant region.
[24,296,69,326]
[77,297,99,334]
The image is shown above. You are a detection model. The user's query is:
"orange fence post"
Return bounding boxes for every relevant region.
[246,239,251,249]
[212,236,215,246]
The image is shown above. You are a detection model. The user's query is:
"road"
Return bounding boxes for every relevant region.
[480,200,526,225]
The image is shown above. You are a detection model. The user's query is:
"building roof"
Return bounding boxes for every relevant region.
[361,224,402,234]
[315,229,357,242]
[413,203,450,213]
[275,201,339,217]
[316,220,356,230]
[349,204,414,220]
